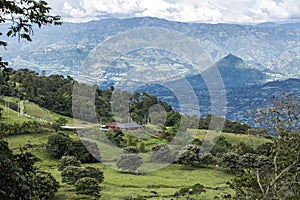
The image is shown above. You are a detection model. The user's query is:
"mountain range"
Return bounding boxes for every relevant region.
[1,17,299,124]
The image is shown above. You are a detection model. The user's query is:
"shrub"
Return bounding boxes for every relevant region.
[116,154,143,173]
[61,166,104,185]
[33,171,60,200]
[75,177,100,198]
[58,156,81,171]
[47,133,101,163]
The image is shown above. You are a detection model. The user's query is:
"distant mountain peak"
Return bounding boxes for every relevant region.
[216,54,245,68]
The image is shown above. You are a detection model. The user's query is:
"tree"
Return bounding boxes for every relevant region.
[75,177,100,198]
[61,166,104,185]
[176,144,215,167]
[229,95,300,199]
[0,0,61,69]
[0,140,60,199]
[47,133,101,163]
[33,171,60,200]
[116,154,143,173]
[47,132,71,159]
[221,152,241,174]
[51,117,68,132]
[58,156,81,171]
[176,144,201,167]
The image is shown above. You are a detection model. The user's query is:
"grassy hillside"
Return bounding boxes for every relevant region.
[3,127,272,200]
[0,96,86,126]
[1,95,271,199]
[5,131,234,200]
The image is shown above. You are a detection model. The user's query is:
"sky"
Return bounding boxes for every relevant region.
[46,0,300,24]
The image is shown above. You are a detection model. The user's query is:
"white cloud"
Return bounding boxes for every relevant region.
[47,0,300,23]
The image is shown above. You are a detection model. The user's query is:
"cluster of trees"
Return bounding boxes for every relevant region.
[198,114,250,134]
[0,121,44,136]
[228,95,300,199]
[47,132,101,163]
[59,156,104,199]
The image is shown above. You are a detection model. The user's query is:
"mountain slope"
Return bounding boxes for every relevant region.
[1,17,300,80]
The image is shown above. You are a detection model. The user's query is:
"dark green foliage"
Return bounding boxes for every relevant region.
[198,115,250,134]
[75,177,100,198]
[177,183,206,196]
[239,153,257,170]
[84,166,105,183]
[105,130,126,148]
[165,112,181,127]
[211,135,233,157]
[0,140,38,199]
[51,117,68,132]
[47,133,100,163]
[128,91,173,125]
[0,107,3,119]
[33,171,60,200]
[61,166,104,185]
[176,144,202,166]
[256,142,274,156]
[221,152,241,173]
[67,140,100,163]
[229,95,300,200]
[47,132,72,159]
[58,156,81,171]
[0,121,44,136]
[159,126,178,142]
[0,140,59,200]
[176,144,216,167]
[116,154,143,173]
[235,142,255,155]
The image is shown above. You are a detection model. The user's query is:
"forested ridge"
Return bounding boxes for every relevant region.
[0,68,250,134]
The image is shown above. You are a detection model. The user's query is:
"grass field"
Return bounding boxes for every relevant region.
[2,100,271,199]
[4,130,239,200]
[0,97,88,126]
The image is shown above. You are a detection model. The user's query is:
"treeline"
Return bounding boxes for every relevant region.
[0,121,45,137]
[1,68,251,134]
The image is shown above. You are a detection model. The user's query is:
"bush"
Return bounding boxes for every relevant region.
[58,156,81,171]
[47,132,72,159]
[61,166,104,185]
[116,154,143,173]
[176,144,210,167]
[47,133,101,163]
[84,166,104,183]
[177,183,206,196]
[221,152,241,173]
[75,177,100,198]
[33,171,60,200]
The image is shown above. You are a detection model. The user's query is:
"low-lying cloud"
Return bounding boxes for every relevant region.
[47,0,300,23]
